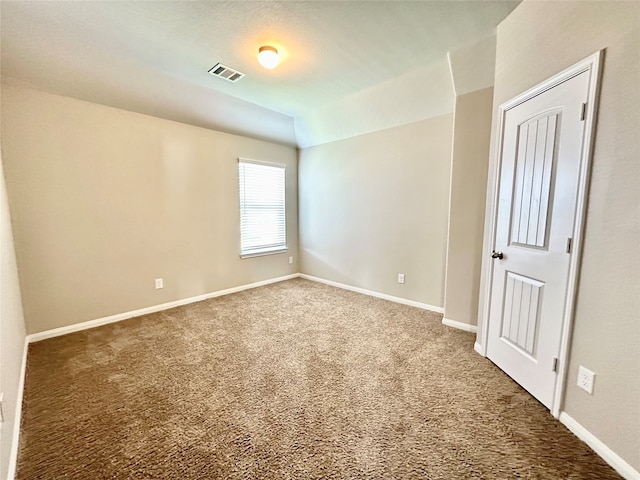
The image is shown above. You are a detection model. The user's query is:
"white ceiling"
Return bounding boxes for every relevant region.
[0,1,519,147]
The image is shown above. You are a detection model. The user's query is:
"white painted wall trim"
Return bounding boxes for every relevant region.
[27,274,300,343]
[551,51,604,418]
[442,317,478,333]
[473,342,483,355]
[560,412,640,480]
[7,337,29,480]
[299,274,444,314]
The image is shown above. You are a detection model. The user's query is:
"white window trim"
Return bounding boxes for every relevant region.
[240,247,288,259]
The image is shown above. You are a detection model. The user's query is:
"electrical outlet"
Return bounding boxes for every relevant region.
[288,256,293,264]
[398,273,405,284]
[577,365,595,394]
[155,278,163,289]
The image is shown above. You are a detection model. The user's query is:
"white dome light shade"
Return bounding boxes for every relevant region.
[258,46,279,69]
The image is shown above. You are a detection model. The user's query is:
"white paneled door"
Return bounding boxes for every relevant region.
[486,71,591,408]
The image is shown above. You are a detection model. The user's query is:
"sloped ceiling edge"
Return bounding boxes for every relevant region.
[294,57,455,149]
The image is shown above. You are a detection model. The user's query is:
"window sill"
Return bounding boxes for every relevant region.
[240,247,288,259]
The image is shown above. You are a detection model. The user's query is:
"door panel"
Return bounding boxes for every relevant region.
[486,71,590,408]
[510,111,558,249]
[500,272,543,357]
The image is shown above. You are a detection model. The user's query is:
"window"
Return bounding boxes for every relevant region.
[238,159,287,257]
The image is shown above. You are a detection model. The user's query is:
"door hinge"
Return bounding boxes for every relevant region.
[580,102,587,121]
[552,357,559,373]
[566,237,572,254]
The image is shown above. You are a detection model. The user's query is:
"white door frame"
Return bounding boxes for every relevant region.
[476,51,603,418]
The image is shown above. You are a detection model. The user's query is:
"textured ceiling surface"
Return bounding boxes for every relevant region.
[0,1,519,146]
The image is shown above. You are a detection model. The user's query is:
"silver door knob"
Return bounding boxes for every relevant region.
[491,250,504,259]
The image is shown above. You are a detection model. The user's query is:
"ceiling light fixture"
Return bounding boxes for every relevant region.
[257,45,279,69]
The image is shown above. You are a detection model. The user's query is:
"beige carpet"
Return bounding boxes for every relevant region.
[17,278,621,479]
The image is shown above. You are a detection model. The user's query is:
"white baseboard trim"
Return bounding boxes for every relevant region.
[299,274,444,314]
[7,336,29,480]
[28,274,301,343]
[559,412,640,480]
[473,341,485,356]
[442,317,478,333]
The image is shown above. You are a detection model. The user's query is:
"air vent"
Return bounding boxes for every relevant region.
[208,63,245,83]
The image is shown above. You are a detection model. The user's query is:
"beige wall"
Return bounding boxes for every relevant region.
[481,0,640,471]
[1,84,298,334]
[0,148,27,479]
[298,115,452,308]
[444,87,493,326]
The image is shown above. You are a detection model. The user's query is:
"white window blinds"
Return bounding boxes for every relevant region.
[238,159,287,257]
